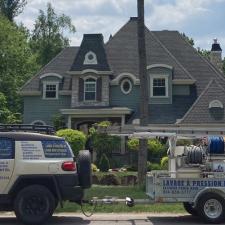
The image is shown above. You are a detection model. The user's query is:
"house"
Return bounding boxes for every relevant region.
[20,17,225,134]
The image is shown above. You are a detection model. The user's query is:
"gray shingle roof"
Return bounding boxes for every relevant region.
[106,18,193,80]
[154,31,225,95]
[179,79,225,124]
[21,47,79,92]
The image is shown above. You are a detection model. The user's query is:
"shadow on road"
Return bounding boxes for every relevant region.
[148,215,204,225]
[0,215,204,225]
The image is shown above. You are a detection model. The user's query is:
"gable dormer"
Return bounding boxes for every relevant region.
[69,34,112,108]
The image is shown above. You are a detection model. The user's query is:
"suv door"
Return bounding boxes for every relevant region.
[0,138,15,193]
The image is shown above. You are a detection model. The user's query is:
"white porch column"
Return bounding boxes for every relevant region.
[67,115,72,129]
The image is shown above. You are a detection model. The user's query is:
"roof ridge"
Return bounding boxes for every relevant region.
[178,79,222,124]
[106,19,131,45]
[148,30,195,81]
[179,33,225,83]
[20,47,70,91]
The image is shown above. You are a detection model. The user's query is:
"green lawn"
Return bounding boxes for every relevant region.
[57,185,185,213]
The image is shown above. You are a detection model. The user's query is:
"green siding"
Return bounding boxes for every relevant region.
[148,67,173,104]
[23,95,71,125]
[110,86,140,110]
[173,85,190,95]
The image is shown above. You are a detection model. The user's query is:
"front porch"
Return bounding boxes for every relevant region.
[60,107,133,129]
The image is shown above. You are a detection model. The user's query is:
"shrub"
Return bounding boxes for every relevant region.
[147,161,161,171]
[90,122,121,163]
[127,138,139,151]
[148,139,167,163]
[56,129,86,156]
[100,174,120,185]
[127,138,167,163]
[52,114,66,130]
[91,163,98,172]
[161,156,169,169]
[99,154,110,172]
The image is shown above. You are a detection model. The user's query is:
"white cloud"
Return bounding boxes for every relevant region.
[16,0,225,56]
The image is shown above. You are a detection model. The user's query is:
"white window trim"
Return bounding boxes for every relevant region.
[31,120,46,125]
[83,51,98,65]
[84,78,97,102]
[43,81,59,100]
[209,100,224,109]
[121,79,133,94]
[150,75,169,98]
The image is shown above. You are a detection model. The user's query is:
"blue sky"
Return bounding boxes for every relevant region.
[16,0,225,57]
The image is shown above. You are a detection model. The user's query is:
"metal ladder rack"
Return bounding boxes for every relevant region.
[97,125,225,138]
[0,124,55,135]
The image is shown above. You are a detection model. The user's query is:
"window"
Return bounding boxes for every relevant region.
[84,78,96,101]
[32,120,46,126]
[150,75,168,97]
[43,82,58,99]
[0,138,14,159]
[84,51,97,65]
[121,79,132,94]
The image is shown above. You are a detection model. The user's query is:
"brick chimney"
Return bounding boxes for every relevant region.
[210,39,223,71]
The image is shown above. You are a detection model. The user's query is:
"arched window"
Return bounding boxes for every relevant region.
[84,78,96,101]
[32,120,46,126]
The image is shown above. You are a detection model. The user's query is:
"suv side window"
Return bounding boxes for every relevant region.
[42,140,73,158]
[0,138,14,159]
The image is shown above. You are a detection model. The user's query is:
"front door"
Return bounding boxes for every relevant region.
[0,138,15,193]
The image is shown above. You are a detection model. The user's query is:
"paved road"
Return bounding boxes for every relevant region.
[0,213,207,225]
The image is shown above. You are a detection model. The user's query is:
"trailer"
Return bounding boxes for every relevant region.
[87,126,225,224]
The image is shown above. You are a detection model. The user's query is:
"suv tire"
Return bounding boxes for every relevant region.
[77,150,92,188]
[197,192,225,224]
[14,185,55,225]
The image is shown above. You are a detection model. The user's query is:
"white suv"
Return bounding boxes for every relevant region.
[0,126,91,225]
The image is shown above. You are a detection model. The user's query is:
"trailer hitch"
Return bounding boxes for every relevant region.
[81,196,151,217]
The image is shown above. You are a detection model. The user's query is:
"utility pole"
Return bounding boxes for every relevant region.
[137,0,149,185]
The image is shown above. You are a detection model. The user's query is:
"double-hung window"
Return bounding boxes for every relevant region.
[84,78,96,101]
[43,82,59,99]
[150,75,168,97]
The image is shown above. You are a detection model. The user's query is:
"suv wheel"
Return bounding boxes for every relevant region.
[197,193,225,224]
[14,185,55,225]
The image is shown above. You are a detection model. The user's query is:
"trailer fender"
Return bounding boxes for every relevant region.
[193,187,225,207]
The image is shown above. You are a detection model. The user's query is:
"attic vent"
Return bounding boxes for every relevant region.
[209,100,223,109]
[84,51,97,65]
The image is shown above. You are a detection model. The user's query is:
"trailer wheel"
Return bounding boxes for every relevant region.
[183,202,198,216]
[197,193,225,224]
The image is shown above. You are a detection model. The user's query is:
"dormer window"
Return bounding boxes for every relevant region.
[84,51,97,65]
[84,78,96,101]
[43,82,59,99]
[150,75,168,97]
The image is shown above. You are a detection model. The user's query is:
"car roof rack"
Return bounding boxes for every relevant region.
[0,124,55,135]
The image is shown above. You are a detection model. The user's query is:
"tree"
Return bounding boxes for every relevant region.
[30,3,75,66]
[0,92,21,124]
[0,0,26,21]
[137,0,149,185]
[0,16,39,113]
[181,33,194,46]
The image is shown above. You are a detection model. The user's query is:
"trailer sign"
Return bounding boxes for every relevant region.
[160,178,225,196]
